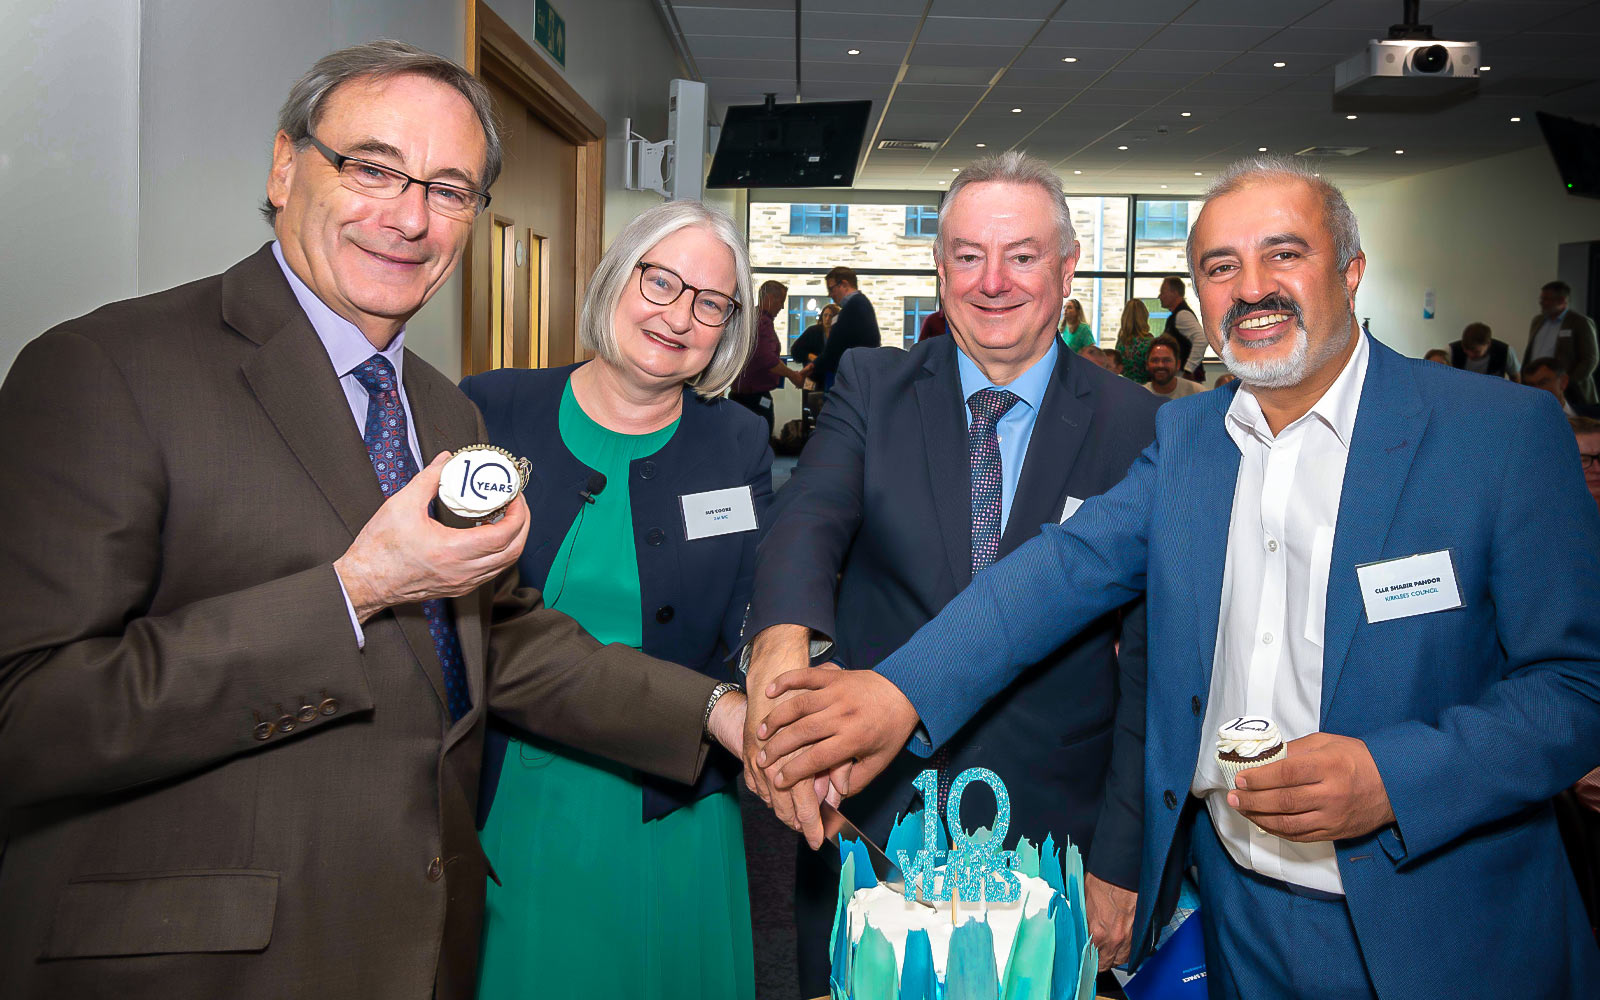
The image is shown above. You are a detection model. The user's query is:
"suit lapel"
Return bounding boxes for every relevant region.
[914,340,975,588]
[228,246,453,718]
[1319,338,1428,719]
[1184,389,1244,687]
[999,348,1091,553]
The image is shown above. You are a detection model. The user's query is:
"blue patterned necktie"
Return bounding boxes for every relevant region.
[931,386,1024,826]
[352,354,472,722]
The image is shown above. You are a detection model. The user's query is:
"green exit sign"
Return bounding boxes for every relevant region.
[534,0,566,68]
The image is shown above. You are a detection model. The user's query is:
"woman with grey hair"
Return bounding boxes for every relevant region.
[460,199,767,1000]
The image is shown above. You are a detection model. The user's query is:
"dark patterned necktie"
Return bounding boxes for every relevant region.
[930,386,1024,827]
[352,354,472,722]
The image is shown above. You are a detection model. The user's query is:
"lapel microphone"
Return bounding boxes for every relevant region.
[579,472,606,505]
[552,471,608,607]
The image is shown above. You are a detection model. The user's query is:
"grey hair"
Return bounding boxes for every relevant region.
[260,40,501,225]
[936,150,1077,260]
[579,200,756,398]
[1185,155,1362,274]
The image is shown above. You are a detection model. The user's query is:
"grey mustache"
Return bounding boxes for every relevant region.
[1222,295,1302,334]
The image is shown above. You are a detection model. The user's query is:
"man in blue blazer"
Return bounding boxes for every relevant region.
[756,157,1600,997]
[807,265,881,390]
[743,152,1160,995]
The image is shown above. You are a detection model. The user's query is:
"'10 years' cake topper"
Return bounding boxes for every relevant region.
[895,767,1022,903]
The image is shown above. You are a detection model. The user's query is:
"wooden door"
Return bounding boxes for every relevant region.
[463,0,605,376]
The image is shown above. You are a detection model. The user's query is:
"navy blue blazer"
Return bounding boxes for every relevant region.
[812,290,880,389]
[747,335,1161,888]
[877,335,1600,995]
[461,364,773,823]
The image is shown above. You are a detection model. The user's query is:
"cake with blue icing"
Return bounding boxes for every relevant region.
[828,768,1098,1000]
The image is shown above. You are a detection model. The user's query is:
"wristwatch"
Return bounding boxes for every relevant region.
[702,681,742,737]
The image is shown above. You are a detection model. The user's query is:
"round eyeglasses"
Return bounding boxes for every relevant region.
[634,262,741,327]
[307,135,490,221]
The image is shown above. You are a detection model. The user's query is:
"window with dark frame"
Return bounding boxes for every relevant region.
[1135,200,1189,242]
[903,296,939,348]
[786,294,823,352]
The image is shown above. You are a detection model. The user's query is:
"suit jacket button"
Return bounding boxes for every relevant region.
[655,605,675,624]
[646,527,665,546]
[426,857,444,882]
[639,461,657,480]
[277,715,296,734]
[319,698,339,716]
[253,721,275,741]
[1163,789,1178,810]
[297,704,318,723]
[1191,695,1202,717]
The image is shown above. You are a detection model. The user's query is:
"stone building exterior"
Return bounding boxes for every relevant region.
[747,198,1197,352]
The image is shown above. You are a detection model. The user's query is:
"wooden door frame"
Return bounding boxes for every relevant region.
[462,0,605,374]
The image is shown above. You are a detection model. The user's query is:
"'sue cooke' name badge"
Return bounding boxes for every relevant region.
[679,485,758,540]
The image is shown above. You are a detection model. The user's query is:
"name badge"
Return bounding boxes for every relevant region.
[680,485,758,540]
[1355,549,1464,624]
[1058,496,1084,523]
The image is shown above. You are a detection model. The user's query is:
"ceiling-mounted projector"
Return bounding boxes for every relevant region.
[1332,1,1478,110]
[1334,38,1480,98]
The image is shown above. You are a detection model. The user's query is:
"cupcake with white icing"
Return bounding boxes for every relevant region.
[438,445,531,523]
[1215,716,1286,787]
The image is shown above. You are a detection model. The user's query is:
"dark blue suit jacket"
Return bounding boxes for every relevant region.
[812,290,880,389]
[877,335,1600,995]
[461,364,773,823]
[748,335,1161,887]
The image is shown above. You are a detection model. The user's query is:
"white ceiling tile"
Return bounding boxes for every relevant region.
[1143,23,1280,52]
[917,16,1047,47]
[1177,0,1325,27]
[1032,20,1164,49]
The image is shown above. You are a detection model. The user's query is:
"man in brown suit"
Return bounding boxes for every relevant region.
[1526,279,1599,407]
[0,42,744,999]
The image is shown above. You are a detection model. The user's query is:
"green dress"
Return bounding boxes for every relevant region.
[1060,323,1095,352]
[475,383,756,1000]
[1119,334,1153,384]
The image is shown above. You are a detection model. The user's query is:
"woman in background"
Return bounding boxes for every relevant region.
[790,301,838,388]
[462,200,768,1000]
[1115,298,1154,384]
[1059,297,1094,352]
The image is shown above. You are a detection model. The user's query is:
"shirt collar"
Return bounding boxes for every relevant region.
[1225,329,1369,450]
[955,338,1058,413]
[1544,309,1569,327]
[271,240,407,380]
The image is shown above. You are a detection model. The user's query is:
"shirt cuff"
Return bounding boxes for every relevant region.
[333,567,366,650]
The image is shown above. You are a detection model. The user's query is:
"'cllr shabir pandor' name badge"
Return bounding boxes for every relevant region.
[439,445,532,523]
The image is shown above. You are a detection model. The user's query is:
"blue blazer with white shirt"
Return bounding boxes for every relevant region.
[876,334,1600,995]
[460,363,773,823]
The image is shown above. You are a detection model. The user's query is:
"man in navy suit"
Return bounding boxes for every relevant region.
[807,265,880,390]
[742,152,1160,995]
[756,156,1600,997]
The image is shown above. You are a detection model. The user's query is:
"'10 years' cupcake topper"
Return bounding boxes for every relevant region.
[895,767,1022,903]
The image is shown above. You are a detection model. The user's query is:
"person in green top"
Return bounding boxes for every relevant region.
[1115,297,1155,384]
[1058,296,1095,352]
[460,201,771,1000]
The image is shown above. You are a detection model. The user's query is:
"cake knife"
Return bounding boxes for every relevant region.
[820,801,936,909]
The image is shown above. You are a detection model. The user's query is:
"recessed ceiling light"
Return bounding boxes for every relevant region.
[1062,56,1078,63]
[1117,144,1129,150]
[1074,169,1082,174]
[1273,61,1287,68]
[1194,171,1203,176]
[938,179,946,184]
[1011,107,1022,113]
[1257,146,1268,152]
[1346,114,1358,120]
[1510,116,1522,122]
[847,48,861,56]
[1395,149,1405,154]
[975,142,986,148]
[1180,111,1192,117]
[951,168,960,172]
[1479,65,1491,72]
[1160,184,1168,189]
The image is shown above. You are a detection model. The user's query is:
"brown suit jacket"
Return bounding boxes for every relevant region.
[0,245,719,999]
[1526,309,1599,406]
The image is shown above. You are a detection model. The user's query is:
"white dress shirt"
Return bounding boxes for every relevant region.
[1530,310,1566,363]
[1190,332,1370,894]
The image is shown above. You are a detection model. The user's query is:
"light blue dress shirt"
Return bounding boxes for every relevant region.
[955,340,1058,533]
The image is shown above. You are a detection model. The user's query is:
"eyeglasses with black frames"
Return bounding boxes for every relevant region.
[1582,452,1599,471]
[634,262,741,327]
[306,135,491,221]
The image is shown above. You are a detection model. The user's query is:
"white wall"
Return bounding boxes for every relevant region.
[0,0,141,376]
[138,0,466,373]
[484,0,693,244]
[1346,145,1600,360]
